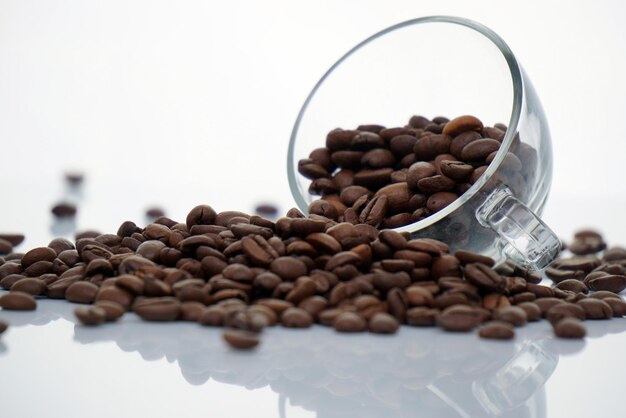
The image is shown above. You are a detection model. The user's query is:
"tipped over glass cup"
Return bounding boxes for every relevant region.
[287,15,561,270]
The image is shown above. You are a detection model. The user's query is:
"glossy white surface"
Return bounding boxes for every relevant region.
[1,1,626,417]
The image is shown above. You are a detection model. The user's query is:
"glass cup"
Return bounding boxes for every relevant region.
[287,15,561,270]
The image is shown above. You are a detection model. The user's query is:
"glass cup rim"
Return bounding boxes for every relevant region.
[287,15,524,231]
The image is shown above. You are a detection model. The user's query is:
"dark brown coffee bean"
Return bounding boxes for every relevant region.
[414,134,452,160]
[436,305,483,332]
[406,307,439,326]
[463,263,504,291]
[569,237,606,255]
[517,302,542,321]
[546,303,586,325]
[0,238,13,255]
[94,300,125,322]
[430,255,461,279]
[387,287,407,321]
[416,175,456,194]
[10,278,46,296]
[353,168,393,189]
[281,307,313,328]
[368,312,399,334]
[461,138,500,161]
[133,297,180,321]
[333,311,367,332]
[406,162,436,190]
[442,115,483,136]
[439,160,474,182]
[482,293,511,310]
[426,192,458,213]
[576,298,613,319]
[270,257,308,281]
[74,306,106,326]
[255,298,294,316]
[387,134,417,157]
[553,317,586,338]
[95,286,133,310]
[469,166,488,184]
[603,298,626,317]
[603,247,626,262]
[374,183,411,214]
[454,250,495,267]
[223,329,260,350]
[0,291,37,310]
[361,148,396,168]
[21,247,56,268]
[241,235,279,266]
[0,234,25,246]
[478,321,515,340]
[589,290,621,300]
[51,202,77,217]
[588,274,626,293]
[555,279,589,294]
[359,195,388,227]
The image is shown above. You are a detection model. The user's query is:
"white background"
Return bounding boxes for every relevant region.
[1,1,626,417]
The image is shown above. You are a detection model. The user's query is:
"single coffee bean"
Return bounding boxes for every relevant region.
[10,277,46,296]
[603,298,626,317]
[65,281,100,304]
[406,307,439,326]
[436,305,484,332]
[461,138,500,161]
[588,274,626,293]
[270,257,308,281]
[223,329,260,350]
[74,306,106,326]
[0,238,12,255]
[426,192,458,213]
[517,302,542,321]
[369,312,399,334]
[546,303,586,325]
[51,202,77,217]
[492,306,528,327]
[21,247,57,268]
[0,291,37,310]
[454,250,495,267]
[442,115,483,137]
[281,307,314,328]
[133,297,181,321]
[0,234,25,246]
[94,300,125,322]
[416,175,456,194]
[359,195,388,228]
[333,311,367,332]
[478,321,515,340]
[553,317,586,339]
[555,279,589,294]
[576,298,613,319]
[374,183,411,214]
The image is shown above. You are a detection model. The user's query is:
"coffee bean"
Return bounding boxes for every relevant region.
[491,306,528,327]
[369,312,399,334]
[223,329,260,350]
[555,279,589,294]
[406,307,439,326]
[74,306,106,326]
[0,291,37,310]
[454,250,495,267]
[517,302,542,321]
[588,274,626,293]
[94,300,125,322]
[603,298,626,317]
[430,255,461,279]
[414,134,452,160]
[21,247,57,268]
[442,115,483,137]
[406,162,436,190]
[333,312,367,332]
[51,202,77,217]
[359,195,388,227]
[439,160,474,182]
[546,303,586,325]
[270,257,308,281]
[553,317,586,338]
[0,239,12,255]
[0,234,25,246]
[426,192,458,213]
[461,138,500,161]
[436,305,483,332]
[133,297,181,321]
[281,307,313,328]
[416,175,456,194]
[576,298,613,319]
[478,321,515,340]
[10,278,46,296]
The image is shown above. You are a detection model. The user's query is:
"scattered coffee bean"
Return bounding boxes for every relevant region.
[478,321,515,340]
[74,306,106,326]
[223,329,260,350]
[0,291,37,310]
[368,312,399,334]
[492,306,527,327]
[51,202,77,218]
[333,312,367,332]
[553,317,586,339]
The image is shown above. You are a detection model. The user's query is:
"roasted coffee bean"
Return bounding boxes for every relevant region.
[517,302,542,321]
[94,300,125,322]
[587,274,626,293]
[133,297,181,321]
[270,257,308,281]
[369,312,399,334]
[51,202,77,217]
[414,134,451,160]
[0,238,13,255]
[426,192,458,213]
[436,305,483,332]
[223,329,260,350]
[546,303,586,325]
[576,298,613,319]
[442,115,483,137]
[553,317,586,338]
[406,162,436,190]
[0,234,25,246]
[374,183,411,214]
[555,279,589,294]
[603,298,626,317]
[0,291,37,310]
[281,307,313,328]
[21,247,56,268]
[74,306,106,326]
[461,138,500,161]
[482,293,511,310]
[333,312,367,332]
[430,255,461,279]
[10,277,46,296]
[478,321,515,340]
[359,195,388,227]
[406,307,438,326]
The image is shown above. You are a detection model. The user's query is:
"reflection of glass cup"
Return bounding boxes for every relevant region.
[287,16,561,269]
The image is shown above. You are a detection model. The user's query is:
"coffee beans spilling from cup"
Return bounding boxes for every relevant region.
[1,204,625,349]
[297,115,514,228]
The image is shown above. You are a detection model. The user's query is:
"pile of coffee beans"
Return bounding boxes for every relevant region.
[297,115,512,228]
[1,201,625,349]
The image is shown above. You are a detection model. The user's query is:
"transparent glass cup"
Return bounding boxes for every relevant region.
[287,16,561,269]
